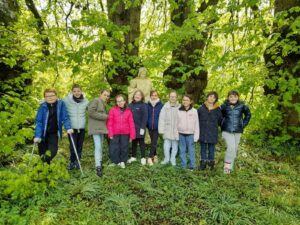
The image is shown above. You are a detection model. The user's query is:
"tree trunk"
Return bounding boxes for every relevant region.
[264,0,300,139]
[25,0,50,56]
[163,0,218,103]
[0,0,24,83]
[106,0,141,96]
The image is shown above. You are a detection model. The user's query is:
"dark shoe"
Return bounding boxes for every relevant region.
[68,162,76,171]
[96,166,102,177]
[199,160,207,170]
[208,160,215,170]
[74,161,80,169]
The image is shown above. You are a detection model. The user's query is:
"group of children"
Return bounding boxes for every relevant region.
[34,85,251,176]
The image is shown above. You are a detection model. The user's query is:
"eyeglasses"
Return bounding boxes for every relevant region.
[45,95,56,98]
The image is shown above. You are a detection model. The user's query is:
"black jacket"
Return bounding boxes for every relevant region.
[46,102,58,134]
[220,100,251,133]
[198,103,223,144]
[129,101,148,138]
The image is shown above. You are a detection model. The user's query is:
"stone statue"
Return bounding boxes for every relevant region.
[128,67,153,103]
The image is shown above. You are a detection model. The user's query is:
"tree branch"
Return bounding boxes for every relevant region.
[25,0,50,56]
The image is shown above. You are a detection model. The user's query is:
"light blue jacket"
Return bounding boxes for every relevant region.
[63,94,89,129]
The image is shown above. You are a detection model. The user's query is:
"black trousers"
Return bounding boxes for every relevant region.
[109,134,129,164]
[38,133,58,164]
[149,129,159,157]
[68,129,85,163]
[131,138,145,158]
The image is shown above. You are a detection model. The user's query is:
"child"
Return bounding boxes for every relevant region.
[147,90,163,165]
[221,90,251,174]
[63,84,89,170]
[128,90,148,165]
[88,89,110,177]
[177,94,199,170]
[107,94,136,168]
[159,90,180,166]
[34,88,73,164]
[197,91,223,170]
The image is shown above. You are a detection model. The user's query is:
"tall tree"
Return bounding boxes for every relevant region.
[106,0,142,96]
[0,0,24,83]
[163,0,218,103]
[25,0,50,56]
[264,0,300,139]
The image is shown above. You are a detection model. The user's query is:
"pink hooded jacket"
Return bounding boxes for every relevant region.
[107,106,136,140]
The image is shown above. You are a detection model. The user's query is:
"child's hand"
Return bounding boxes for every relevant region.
[67,129,74,134]
[33,137,41,143]
[139,129,145,135]
[110,136,113,140]
[129,139,132,143]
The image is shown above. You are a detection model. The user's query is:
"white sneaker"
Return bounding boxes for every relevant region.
[127,157,137,163]
[147,158,153,166]
[141,158,146,165]
[161,160,169,165]
[119,162,125,169]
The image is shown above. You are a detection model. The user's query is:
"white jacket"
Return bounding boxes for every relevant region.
[158,102,180,140]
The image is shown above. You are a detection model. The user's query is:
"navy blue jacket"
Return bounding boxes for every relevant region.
[198,103,223,144]
[220,100,251,133]
[129,101,148,138]
[34,100,72,139]
[147,101,163,130]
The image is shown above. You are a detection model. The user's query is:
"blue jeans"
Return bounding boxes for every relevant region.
[200,142,215,161]
[93,134,103,167]
[179,134,195,169]
[163,139,178,166]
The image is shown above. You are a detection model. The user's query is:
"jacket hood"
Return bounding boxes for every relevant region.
[179,105,193,111]
[148,99,162,107]
[204,101,220,110]
[67,93,87,103]
[165,101,180,108]
[224,100,244,106]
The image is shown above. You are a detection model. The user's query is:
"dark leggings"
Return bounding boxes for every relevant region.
[149,129,159,157]
[131,138,146,158]
[38,133,58,164]
[68,129,85,163]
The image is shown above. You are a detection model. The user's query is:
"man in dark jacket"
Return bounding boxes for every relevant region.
[220,90,251,174]
[34,88,73,164]
[147,90,163,165]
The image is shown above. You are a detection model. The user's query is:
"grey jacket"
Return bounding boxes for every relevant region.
[158,102,180,140]
[88,98,108,135]
[63,94,89,129]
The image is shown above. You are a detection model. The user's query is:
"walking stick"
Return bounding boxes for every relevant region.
[29,143,36,165]
[69,134,84,175]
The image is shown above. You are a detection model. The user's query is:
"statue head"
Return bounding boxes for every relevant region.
[137,67,148,78]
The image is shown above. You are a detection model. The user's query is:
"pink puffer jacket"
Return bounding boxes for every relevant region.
[107,106,136,140]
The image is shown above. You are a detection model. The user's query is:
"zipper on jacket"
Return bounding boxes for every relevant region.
[57,102,61,138]
[43,110,49,138]
[152,107,155,130]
